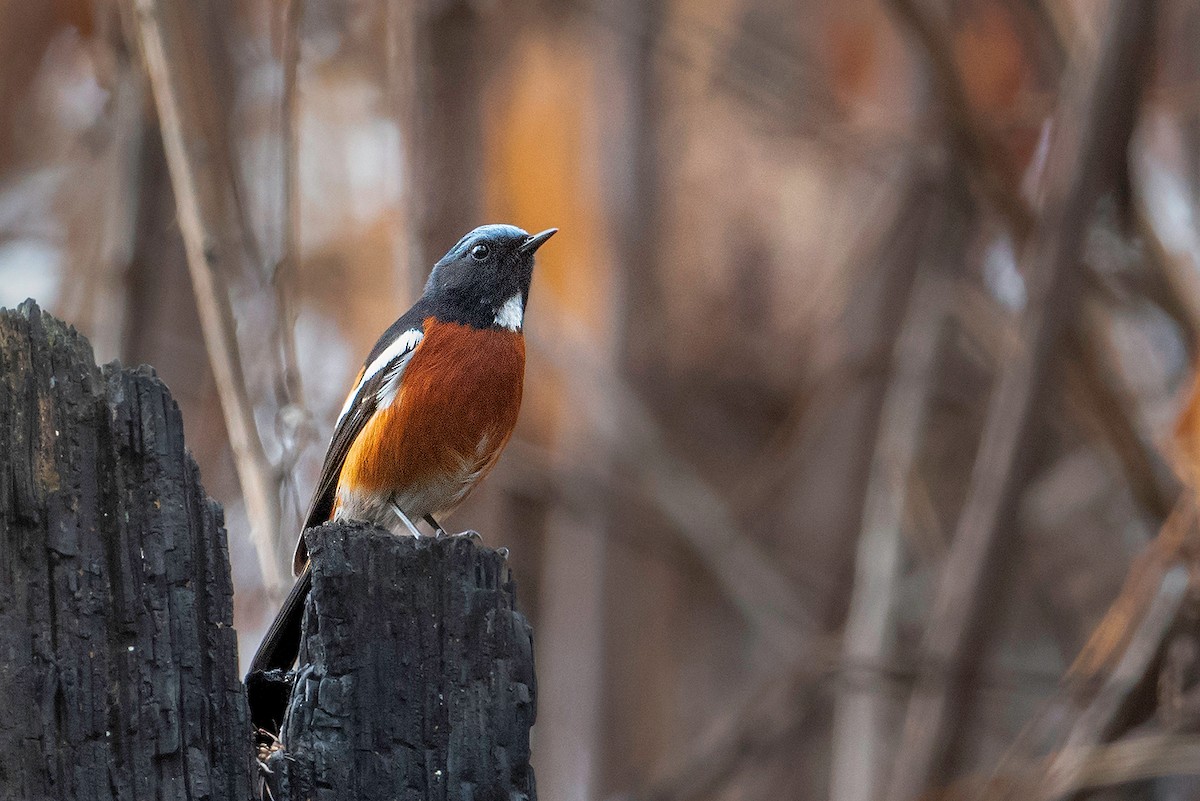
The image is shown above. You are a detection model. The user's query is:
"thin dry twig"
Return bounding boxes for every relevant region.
[942,732,1200,800]
[275,0,305,410]
[1065,501,1196,689]
[1042,733,1200,798]
[884,2,1158,798]
[829,200,962,801]
[976,502,1199,801]
[126,0,286,591]
[1062,311,1179,520]
[1041,563,1190,800]
[269,0,314,542]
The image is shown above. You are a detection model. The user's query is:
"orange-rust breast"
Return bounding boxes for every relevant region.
[336,317,525,518]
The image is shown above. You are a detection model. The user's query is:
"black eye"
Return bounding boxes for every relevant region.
[471,243,490,261]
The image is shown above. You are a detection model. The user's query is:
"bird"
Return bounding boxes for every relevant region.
[248,223,556,686]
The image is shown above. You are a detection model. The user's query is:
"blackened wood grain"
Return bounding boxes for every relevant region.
[0,301,252,801]
[264,524,537,801]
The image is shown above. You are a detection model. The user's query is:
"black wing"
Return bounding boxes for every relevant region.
[292,304,428,574]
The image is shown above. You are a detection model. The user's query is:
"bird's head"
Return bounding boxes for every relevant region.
[424,224,557,331]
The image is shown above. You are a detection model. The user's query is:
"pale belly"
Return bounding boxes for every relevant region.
[334,434,504,532]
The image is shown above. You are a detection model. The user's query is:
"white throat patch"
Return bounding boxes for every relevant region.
[494,294,524,331]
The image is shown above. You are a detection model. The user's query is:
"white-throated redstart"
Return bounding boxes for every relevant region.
[248,224,555,692]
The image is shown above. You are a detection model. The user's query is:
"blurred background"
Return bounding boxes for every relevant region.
[4,0,1200,799]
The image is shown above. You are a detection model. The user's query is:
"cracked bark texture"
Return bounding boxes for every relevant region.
[0,301,252,801]
[264,525,537,801]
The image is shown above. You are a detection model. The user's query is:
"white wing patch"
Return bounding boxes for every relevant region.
[494,294,524,331]
[337,328,424,423]
[375,347,418,408]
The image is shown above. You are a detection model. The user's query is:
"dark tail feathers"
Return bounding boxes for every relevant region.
[246,565,311,735]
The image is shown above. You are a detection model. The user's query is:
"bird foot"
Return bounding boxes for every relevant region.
[442,529,482,542]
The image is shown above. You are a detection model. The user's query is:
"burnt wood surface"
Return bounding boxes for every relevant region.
[262,525,537,801]
[0,301,252,801]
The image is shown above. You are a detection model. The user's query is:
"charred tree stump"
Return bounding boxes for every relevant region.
[0,302,538,801]
[0,301,252,801]
[261,524,537,801]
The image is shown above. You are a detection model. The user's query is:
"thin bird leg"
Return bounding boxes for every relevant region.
[424,513,448,538]
[389,502,423,538]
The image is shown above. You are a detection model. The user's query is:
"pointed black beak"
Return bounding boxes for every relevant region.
[519,228,558,254]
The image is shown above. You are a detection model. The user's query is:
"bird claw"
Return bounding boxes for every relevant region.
[425,514,449,538]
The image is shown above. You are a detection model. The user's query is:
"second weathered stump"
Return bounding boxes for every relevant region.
[264,524,537,801]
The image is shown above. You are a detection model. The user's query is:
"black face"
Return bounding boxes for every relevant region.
[422,224,556,329]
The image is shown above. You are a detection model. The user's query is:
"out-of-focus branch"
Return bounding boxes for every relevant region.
[1130,208,1200,358]
[639,661,831,801]
[1065,502,1196,698]
[384,0,424,300]
[888,0,1034,240]
[87,64,146,362]
[942,732,1200,800]
[675,164,960,801]
[978,502,1199,801]
[1018,0,1200,360]
[57,2,146,364]
[955,283,1178,523]
[275,0,305,410]
[529,328,817,659]
[125,0,286,591]
[829,197,963,801]
[270,0,312,537]
[892,0,1181,523]
[1008,0,1068,77]
[884,3,1158,798]
[273,0,304,410]
[729,165,934,519]
[1062,312,1180,520]
[1041,732,1200,799]
[1041,565,1189,800]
